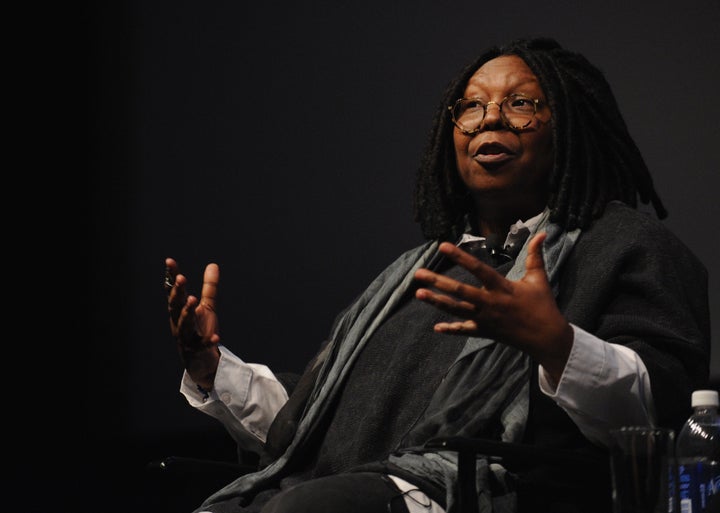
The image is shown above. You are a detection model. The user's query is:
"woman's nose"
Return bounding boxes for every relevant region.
[480,101,504,129]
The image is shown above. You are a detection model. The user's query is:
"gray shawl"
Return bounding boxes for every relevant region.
[197,209,579,513]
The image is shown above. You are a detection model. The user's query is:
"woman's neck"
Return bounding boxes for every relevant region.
[470,194,547,237]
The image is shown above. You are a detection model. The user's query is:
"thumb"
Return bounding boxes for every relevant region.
[524,231,548,275]
[201,263,220,311]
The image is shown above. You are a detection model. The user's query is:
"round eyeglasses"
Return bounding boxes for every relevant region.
[448,94,543,133]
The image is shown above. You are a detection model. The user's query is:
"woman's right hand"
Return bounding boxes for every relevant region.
[164,257,221,391]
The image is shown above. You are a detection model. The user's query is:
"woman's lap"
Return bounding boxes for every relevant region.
[196,472,410,513]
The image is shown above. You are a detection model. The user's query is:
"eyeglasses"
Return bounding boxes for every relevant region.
[448,93,543,133]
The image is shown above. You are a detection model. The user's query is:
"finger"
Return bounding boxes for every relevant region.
[414,268,484,304]
[177,295,201,346]
[168,273,187,313]
[524,232,548,272]
[164,258,178,293]
[436,242,509,291]
[415,286,478,315]
[200,263,220,311]
[433,319,478,333]
[164,257,186,330]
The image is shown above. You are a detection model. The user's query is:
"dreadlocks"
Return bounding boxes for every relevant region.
[413,37,667,241]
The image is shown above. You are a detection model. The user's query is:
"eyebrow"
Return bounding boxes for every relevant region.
[464,78,543,97]
[468,70,540,83]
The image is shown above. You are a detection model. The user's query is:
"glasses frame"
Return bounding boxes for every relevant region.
[448,93,542,133]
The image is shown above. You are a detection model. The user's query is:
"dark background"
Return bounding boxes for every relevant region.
[76,1,720,511]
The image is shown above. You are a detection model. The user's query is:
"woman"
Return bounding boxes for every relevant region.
[164,37,710,513]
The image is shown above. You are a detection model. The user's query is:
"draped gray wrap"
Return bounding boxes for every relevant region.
[197,209,579,513]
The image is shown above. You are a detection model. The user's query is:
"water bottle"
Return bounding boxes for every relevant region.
[676,389,720,513]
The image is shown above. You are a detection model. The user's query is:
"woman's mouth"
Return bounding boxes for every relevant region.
[473,142,515,165]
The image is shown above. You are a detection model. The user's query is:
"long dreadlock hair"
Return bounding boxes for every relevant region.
[413,37,667,241]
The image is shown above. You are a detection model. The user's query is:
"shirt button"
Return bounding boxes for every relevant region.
[221,392,231,403]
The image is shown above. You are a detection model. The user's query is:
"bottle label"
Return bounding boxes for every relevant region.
[678,461,720,513]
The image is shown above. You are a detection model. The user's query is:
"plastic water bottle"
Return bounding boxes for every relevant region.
[676,389,720,513]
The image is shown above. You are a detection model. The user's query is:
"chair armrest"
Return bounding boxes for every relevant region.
[147,456,252,474]
[425,436,603,467]
[424,437,605,513]
[144,456,257,512]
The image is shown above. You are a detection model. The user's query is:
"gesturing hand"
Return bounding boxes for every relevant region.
[164,258,222,390]
[413,232,573,381]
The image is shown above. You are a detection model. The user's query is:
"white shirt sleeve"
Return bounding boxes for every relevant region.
[180,345,289,453]
[538,324,656,447]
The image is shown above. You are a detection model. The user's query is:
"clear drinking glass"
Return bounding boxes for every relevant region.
[609,426,678,513]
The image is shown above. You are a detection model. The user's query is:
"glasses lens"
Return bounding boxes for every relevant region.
[501,94,536,129]
[452,95,537,131]
[452,99,485,132]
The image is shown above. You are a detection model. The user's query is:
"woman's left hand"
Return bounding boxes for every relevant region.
[414,231,573,380]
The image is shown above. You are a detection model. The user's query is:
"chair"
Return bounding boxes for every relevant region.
[146,438,607,513]
[423,436,608,513]
[145,453,258,513]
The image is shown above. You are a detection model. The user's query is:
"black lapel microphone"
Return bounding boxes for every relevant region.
[483,234,513,266]
[428,227,530,272]
[452,234,511,267]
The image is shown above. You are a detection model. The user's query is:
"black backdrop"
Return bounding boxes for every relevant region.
[81,1,720,511]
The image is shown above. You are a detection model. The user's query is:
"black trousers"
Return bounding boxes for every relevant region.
[198,472,412,513]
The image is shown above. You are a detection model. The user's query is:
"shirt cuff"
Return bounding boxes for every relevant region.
[538,324,600,396]
[180,345,253,408]
[538,324,655,446]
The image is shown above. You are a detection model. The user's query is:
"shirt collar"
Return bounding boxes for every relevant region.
[457,211,543,250]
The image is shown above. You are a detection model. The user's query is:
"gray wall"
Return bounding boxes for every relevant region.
[87,0,720,447]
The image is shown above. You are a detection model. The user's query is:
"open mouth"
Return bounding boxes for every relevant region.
[473,142,515,165]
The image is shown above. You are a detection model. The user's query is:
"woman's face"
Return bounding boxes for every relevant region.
[453,55,554,215]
